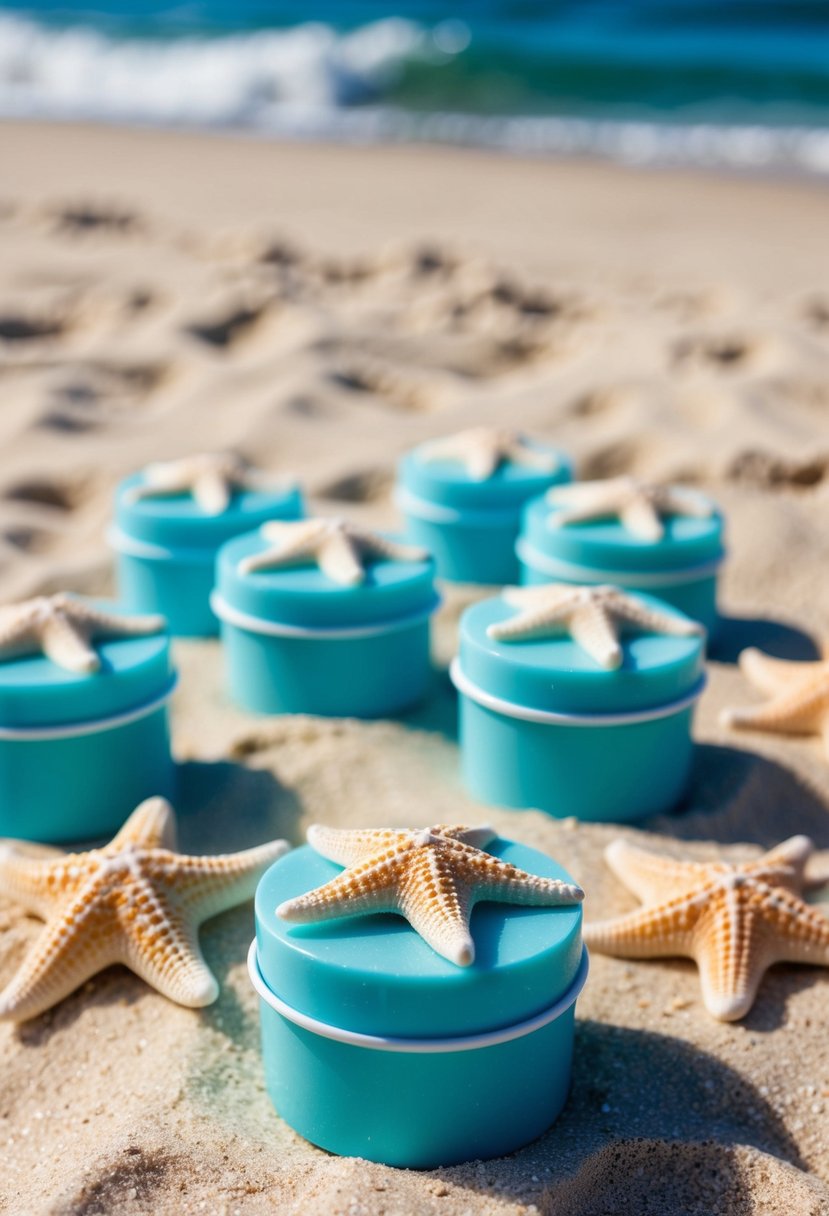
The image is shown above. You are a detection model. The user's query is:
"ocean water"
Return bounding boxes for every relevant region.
[1,1,828,174]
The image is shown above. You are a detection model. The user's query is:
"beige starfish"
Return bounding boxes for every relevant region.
[238,517,429,586]
[721,648,829,759]
[584,835,829,1021]
[487,583,703,670]
[128,451,291,515]
[418,427,559,481]
[0,593,166,675]
[546,476,713,541]
[0,797,289,1021]
[277,823,583,967]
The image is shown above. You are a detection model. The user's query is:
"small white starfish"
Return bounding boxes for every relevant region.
[584,835,829,1021]
[418,427,559,481]
[0,594,166,674]
[0,797,289,1021]
[128,452,292,516]
[238,517,429,586]
[278,823,583,967]
[721,648,829,759]
[546,476,713,541]
[487,583,703,670]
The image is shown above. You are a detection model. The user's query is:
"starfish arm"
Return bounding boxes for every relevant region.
[163,840,291,923]
[0,842,89,917]
[276,856,406,924]
[193,470,232,515]
[763,893,829,969]
[583,895,702,960]
[0,898,121,1021]
[571,603,624,669]
[357,532,430,566]
[119,913,219,1008]
[657,486,714,520]
[418,436,467,467]
[545,502,616,529]
[738,648,828,696]
[399,856,475,965]
[504,437,558,473]
[486,599,572,642]
[433,824,498,850]
[58,598,166,640]
[749,836,814,892]
[40,614,101,674]
[238,521,325,574]
[605,591,704,640]
[129,466,195,501]
[465,442,500,481]
[319,533,366,585]
[720,683,829,736]
[306,824,416,867]
[619,496,665,541]
[544,479,628,523]
[693,913,769,1022]
[602,839,713,905]
[108,797,178,852]
[465,851,584,906]
[0,609,37,651]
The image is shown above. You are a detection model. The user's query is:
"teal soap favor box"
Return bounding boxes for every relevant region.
[109,453,304,637]
[518,477,725,634]
[451,584,706,822]
[395,427,572,585]
[0,595,176,843]
[213,517,439,718]
[249,827,587,1168]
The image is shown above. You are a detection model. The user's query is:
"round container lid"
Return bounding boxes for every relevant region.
[458,592,704,716]
[398,442,572,514]
[216,529,437,630]
[255,839,583,1038]
[0,602,173,729]
[522,494,724,576]
[114,472,304,553]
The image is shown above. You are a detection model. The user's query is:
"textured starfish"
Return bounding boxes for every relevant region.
[238,517,429,586]
[0,798,289,1021]
[0,593,166,674]
[486,583,703,670]
[721,648,829,759]
[546,476,713,541]
[584,835,829,1021]
[418,427,559,481]
[277,823,583,967]
[128,451,291,515]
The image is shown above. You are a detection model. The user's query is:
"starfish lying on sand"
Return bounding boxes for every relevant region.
[278,823,583,967]
[584,835,829,1021]
[128,452,291,515]
[0,594,165,674]
[238,517,429,586]
[0,797,289,1021]
[487,583,703,670]
[721,648,829,759]
[546,476,713,542]
[418,427,559,481]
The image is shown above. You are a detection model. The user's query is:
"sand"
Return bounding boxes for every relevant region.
[1,119,829,1215]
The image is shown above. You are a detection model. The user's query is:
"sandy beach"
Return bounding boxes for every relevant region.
[1,119,829,1215]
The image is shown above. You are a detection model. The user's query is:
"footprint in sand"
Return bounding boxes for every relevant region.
[47,201,144,238]
[726,448,827,490]
[671,331,776,375]
[317,467,393,506]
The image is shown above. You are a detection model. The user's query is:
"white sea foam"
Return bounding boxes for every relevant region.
[0,13,827,177]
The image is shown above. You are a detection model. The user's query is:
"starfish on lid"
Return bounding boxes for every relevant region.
[128,451,292,516]
[238,517,429,586]
[546,476,713,542]
[418,427,559,481]
[486,583,703,670]
[721,648,829,759]
[0,797,289,1021]
[584,835,829,1021]
[0,593,165,675]
[278,823,583,967]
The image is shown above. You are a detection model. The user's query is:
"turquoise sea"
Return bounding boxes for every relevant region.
[1,1,828,174]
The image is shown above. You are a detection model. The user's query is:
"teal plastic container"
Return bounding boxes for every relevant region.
[109,472,304,637]
[395,441,572,585]
[250,840,587,1167]
[0,606,176,843]
[451,592,706,822]
[518,495,725,634]
[213,531,439,718]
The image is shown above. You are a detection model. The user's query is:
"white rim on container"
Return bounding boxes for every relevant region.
[107,525,217,565]
[248,939,588,1053]
[0,675,178,742]
[516,537,725,589]
[210,591,440,641]
[450,658,706,727]
[393,486,523,527]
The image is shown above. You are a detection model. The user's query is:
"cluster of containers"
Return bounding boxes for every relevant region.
[0,433,725,1168]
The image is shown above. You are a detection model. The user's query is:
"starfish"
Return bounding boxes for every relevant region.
[238,517,429,586]
[486,583,703,670]
[418,427,559,481]
[721,648,829,759]
[277,823,583,967]
[584,835,829,1021]
[0,797,289,1021]
[545,476,713,542]
[127,451,291,515]
[0,593,166,675]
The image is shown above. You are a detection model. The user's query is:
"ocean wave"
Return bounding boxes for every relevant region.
[0,12,827,178]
